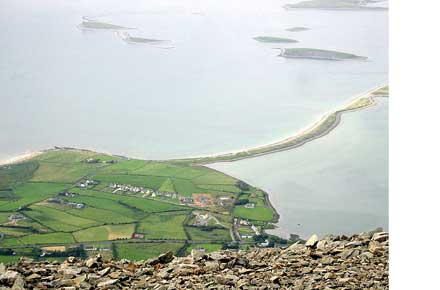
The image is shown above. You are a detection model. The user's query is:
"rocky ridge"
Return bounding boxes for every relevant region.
[0,231,389,289]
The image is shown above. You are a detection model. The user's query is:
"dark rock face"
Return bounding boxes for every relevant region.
[0,232,389,289]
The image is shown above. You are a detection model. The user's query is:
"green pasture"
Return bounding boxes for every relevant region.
[0,182,70,211]
[185,226,231,241]
[114,242,184,261]
[137,212,188,240]
[73,224,136,242]
[25,205,100,232]
[1,232,75,247]
[233,206,273,222]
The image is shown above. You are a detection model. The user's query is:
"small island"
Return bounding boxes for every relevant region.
[286,27,310,32]
[118,32,169,44]
[78,20,134,30]
[279,48,367,61]
[253,36,298,43]
[283,0,388,11]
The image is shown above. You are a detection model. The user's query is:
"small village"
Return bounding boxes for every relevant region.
[108,182,233,209]
[46,197,85,209]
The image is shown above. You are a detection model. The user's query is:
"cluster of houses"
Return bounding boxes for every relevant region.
[8,213,26,222]
[84,246,111,252]
[110,183,152,195]
[193,212,210,227]
[85,158,117,164]
[109,182,197,205]
[57,191,78,197]
[77,179,98,189]
[47,197,85,209]
[236,218,261,240]
[244,202,256,209]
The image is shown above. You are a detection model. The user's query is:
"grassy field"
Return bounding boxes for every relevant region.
[114,242,184,260]
[31,162,100,183]
[25,205,100,232]
[158,178,175,192]
[186,226,231,241]
[0,182,70,211]
[1,232,75,247]
[0,161,39,189]
[233,206,274,221]
[73,224,136,242]
[137,212,188,240]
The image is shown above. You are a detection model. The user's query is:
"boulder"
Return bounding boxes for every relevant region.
[305,234,319,248]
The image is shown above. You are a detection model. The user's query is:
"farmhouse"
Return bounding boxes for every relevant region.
[179,196,193,205]
[132,233,145,239]
[194,213,210,227]
[57,191,77,197]
[239,219,250,226]
[251,224,260,235]
[8,213,26,222]
[244,203,256,209]
[77,179,98,189]
[47,197,85,209]
[193,193,214,207]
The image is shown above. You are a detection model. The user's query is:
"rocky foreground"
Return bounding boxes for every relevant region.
[0,231,388,290]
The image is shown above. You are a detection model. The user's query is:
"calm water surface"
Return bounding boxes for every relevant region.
[210,99,388,238]
[0,0,387,161]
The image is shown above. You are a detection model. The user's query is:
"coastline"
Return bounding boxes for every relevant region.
[171,84,389,165]
[0,151,44,167]
[1,85,388,168]
[0,85,388,239]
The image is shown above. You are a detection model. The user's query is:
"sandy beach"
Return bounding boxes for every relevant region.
[0,151,43,166]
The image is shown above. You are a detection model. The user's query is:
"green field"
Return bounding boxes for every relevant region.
[25,205,101,232]
[73,224,136,242]
[137,212,188,240]
[186,226,231,241]
[158,178,176,192]
[233,206,274,221]
[114,242,184,261]
[0,182,70,211]
[1,232,75,246]
[0,149,277,258]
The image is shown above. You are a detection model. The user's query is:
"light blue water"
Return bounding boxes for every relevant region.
[0,0,387,161]
[210,99,388,238]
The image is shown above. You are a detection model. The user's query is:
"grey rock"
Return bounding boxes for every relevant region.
[305,234,319,248]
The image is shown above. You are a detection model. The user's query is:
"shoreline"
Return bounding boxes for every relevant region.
[171,84,388,164]
[1,85,388,168]
[0,151,44,167]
